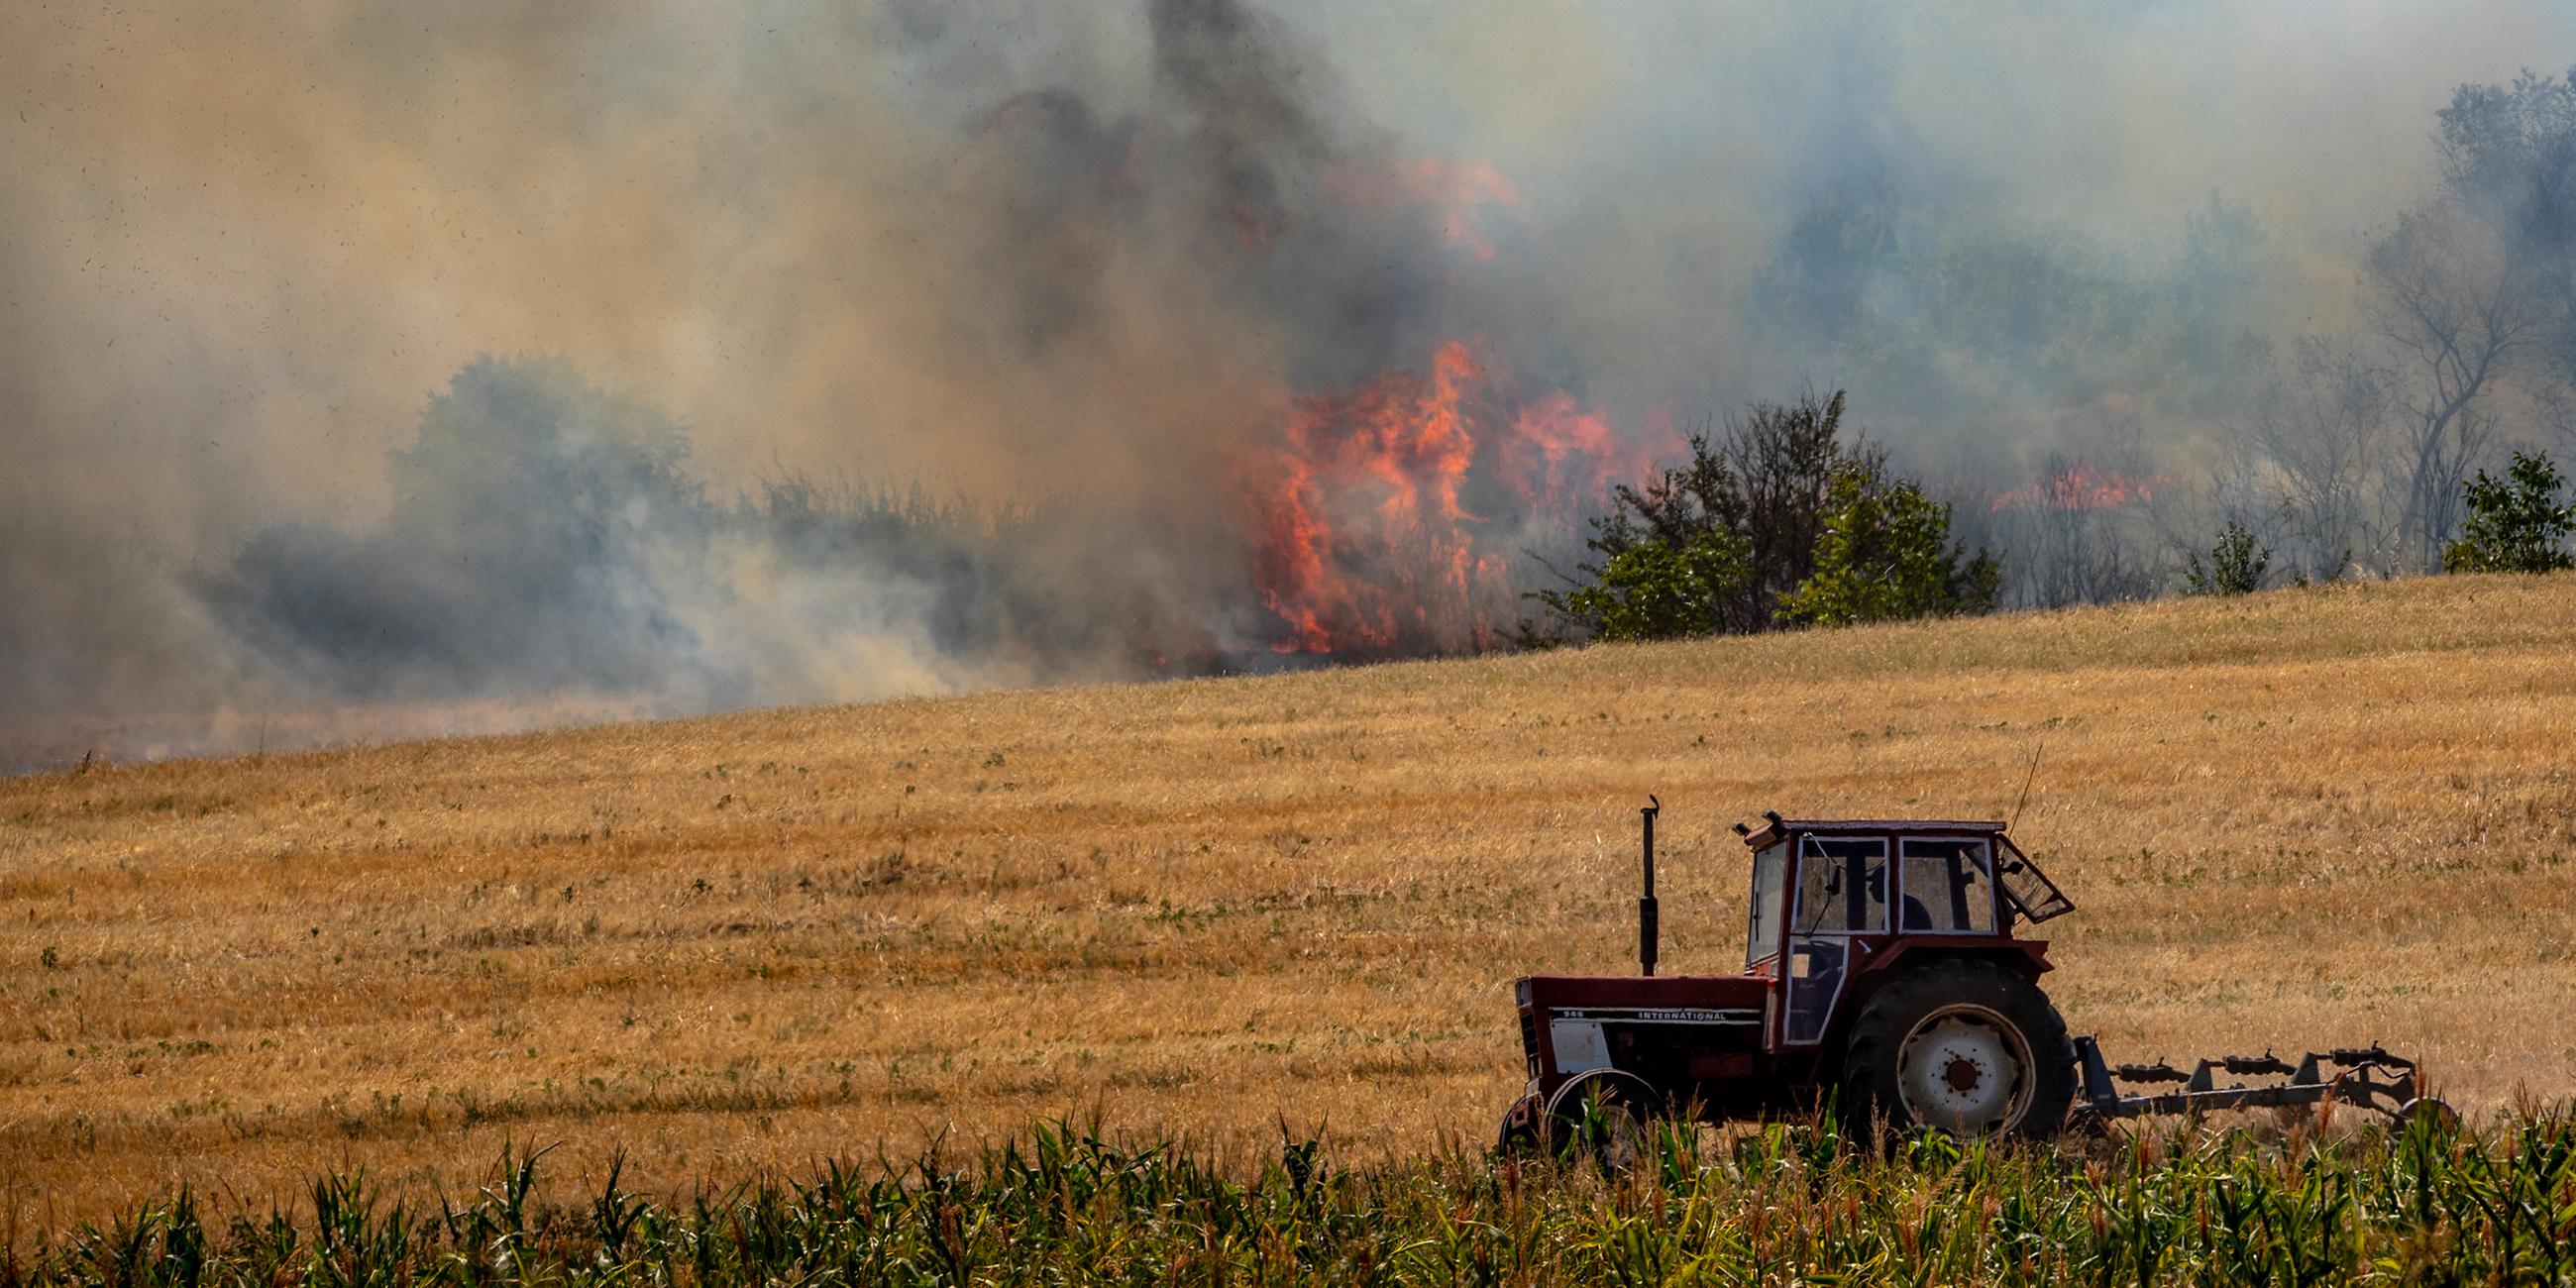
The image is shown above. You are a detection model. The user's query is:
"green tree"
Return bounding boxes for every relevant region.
[1531,391,1848,642]
[1532,391,2003,642]
[1776,461,2000,627]
[2184,520,2272,595]
[2442,450,2576,573]
[1542,529,1753,642]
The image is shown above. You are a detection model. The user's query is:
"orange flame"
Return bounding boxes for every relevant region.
[1991,464,2173,511]
[1247,340,1635,656]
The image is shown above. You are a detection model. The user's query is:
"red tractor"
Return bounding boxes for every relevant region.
[1497,802,2440,1155]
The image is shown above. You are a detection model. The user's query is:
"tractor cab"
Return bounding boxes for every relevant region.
[1738,811,2074,1050]
[1499,805,2081,1152]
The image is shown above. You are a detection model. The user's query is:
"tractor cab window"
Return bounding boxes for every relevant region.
[1898,837,1997,933]
[1792,836,1888,935]
[1746,841,1788,967]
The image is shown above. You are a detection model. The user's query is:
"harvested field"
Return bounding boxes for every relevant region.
[5,573,2576,1231]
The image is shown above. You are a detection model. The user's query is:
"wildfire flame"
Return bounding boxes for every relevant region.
[1247,340,1636,656]
[1991,464,2172,511]
[1242,155,1619,656]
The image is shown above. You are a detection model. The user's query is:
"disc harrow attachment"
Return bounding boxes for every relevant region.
[2074,1037,2447,1127]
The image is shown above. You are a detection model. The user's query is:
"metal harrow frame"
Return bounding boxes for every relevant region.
[2072,1036,2445,1127]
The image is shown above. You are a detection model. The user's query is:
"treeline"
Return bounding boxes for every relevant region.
[2205,70,2576,584]
[1738,67,2576,606]
[1541,50,2576,644]
[1527,388,2576,644]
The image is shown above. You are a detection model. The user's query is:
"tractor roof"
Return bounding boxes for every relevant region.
[1735,812,2077,923]
[1737,816,2010,849]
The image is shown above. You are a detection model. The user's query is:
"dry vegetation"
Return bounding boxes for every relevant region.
[5,574,2575,1234]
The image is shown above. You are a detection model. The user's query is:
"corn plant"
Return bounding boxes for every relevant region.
[10,1110,2576,1285]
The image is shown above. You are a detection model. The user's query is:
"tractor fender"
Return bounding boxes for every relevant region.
[1826,942,2058,1056]
[1543,1067,1663,1123]
[1860,938,2051,980]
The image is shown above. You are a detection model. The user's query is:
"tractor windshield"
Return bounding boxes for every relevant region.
[1746,840,1788,967]
[1793,836,1889,935]
[1993,837,2076,923]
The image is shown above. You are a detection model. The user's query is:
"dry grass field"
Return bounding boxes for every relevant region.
[5,573,2576,1234]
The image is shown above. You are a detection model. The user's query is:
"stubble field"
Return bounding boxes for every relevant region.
[5,573,2575,1235]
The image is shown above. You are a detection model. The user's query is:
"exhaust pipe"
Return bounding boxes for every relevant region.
[1639,795,1660,977]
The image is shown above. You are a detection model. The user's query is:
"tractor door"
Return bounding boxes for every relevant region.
[1782,835,1889,1045]
[1745,839,1788,970]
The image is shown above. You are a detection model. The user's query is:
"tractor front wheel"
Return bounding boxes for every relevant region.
[1494,1091,1546,1156]
[1542,1070,1660,1173]
[1842,958,2075,1140]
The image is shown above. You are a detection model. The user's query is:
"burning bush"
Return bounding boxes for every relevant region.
[1246,340,1642,658]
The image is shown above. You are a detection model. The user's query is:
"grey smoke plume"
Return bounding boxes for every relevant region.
[4,0,2574,765]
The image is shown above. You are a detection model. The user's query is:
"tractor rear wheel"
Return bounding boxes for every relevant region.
[1842,958,2075,1140]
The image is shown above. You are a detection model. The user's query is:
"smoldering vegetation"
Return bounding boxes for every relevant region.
[197,357,1283,714]
[6,1,2576,763]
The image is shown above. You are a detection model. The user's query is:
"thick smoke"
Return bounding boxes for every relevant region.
[4,0,2573,765]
